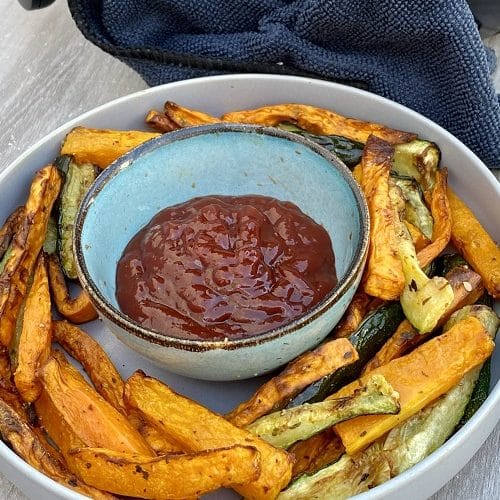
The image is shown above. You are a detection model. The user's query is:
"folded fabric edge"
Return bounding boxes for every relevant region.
[66,0,368,90]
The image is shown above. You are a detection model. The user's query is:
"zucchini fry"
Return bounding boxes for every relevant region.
[395,186,453,333]
[226,338,358,428]
[13,254,52,402]
[279,444,390,499]
[47,254,97,323]
[56,158,99,279]
[221,103,416,144]
[0,165,62,347]
[447,187,500,298]
[287,302,404,407]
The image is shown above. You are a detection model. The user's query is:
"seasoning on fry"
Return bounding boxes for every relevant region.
[0,165,62,347]
[14,254,52,403]
[447,187,500,299]
[227,338,358,428]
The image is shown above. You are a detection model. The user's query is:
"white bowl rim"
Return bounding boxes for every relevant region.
[0,73,497,500]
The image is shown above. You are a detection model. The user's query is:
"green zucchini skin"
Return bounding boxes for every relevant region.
[445,305,499,430]
[0,243,12,274]
[457,359,491,430]
[277,123,364,168]
[43,216,58,255]
[392,139,441,192]
[391,174,433,240]
[287,302,405,407]
[248,375,399,449]
[434,253,468,277]
[56,157,99,279]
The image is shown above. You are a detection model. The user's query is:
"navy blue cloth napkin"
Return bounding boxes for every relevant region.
[68,0,500,168]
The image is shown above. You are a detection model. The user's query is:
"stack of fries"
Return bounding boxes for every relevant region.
[0,101,498,499]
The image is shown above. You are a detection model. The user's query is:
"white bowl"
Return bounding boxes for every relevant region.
[0,74,498,500]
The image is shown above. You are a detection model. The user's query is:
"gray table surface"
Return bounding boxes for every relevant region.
[0,2,498,499]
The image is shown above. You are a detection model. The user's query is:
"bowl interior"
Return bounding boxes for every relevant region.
[77,125,367,329]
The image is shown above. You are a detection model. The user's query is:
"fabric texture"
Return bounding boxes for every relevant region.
[68,0,500,168]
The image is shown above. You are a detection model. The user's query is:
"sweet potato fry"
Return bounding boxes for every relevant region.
[67,445,261,499]
[125,371,293,500]
[227,338,358,428]
[332,291,370,338]
[47,254,97,323]
[404,220,430,252]
[221,103,416,144]
[334,316,494,454]
[360,136,404,300]
[0,206,24,260]
[0,346,11,381]
[52,321,182,454]
[416,169,451,268]
[14,254,52,403]
[362,264,485,373]
[60,127,160,169]
[0,165,62,347]
[0,396,115,499]
[126,408,183,455]
[145,109,181,132]
[447,187,500,298]
[52,320,125,412]
[164,101,220,128]
[35,351,153,457]
[289,429,345,479]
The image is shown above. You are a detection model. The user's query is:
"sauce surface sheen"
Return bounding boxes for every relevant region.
[116,194,337,340]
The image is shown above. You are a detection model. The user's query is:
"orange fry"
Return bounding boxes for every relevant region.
[227,338,358,428]
[67,446,260,500]
[417,169,451,268]
[221,103,416,144]
[0,165,61,347]
[125,371,293,500]
[360,136,404,300]
[14,254,52,402]
[334,316,494,455]
[333,291,371,338]
[164,101,220,128]
[36,351,153,457]
[47,255,97,323]
[447,187,500,298]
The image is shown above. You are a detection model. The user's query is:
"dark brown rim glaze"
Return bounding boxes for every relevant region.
[74,123,370,352]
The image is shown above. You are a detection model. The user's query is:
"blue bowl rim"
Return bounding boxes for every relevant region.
[74,122,370,352]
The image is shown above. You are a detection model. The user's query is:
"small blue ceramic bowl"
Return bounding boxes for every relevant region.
[74,123,369,380]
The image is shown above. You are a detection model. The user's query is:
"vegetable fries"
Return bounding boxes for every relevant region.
[0,99,498,499]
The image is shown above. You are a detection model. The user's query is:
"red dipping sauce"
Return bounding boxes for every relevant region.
[116,195,337,340]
